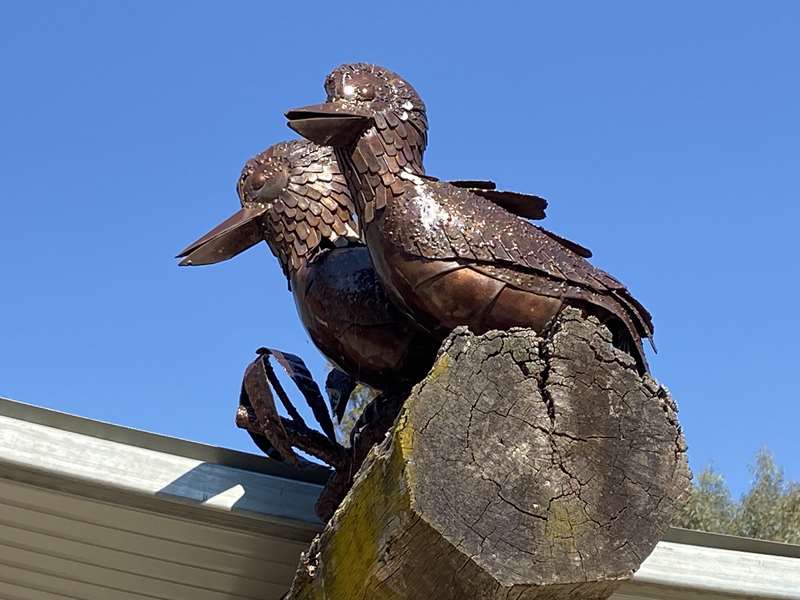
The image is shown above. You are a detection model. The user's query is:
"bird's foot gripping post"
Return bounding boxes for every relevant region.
[236,347,353,520]
[284,308,692,600]
[235,348,405,522]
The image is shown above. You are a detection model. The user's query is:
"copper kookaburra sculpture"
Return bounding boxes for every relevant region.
[177,140,553,396]
[177,140,438,396]
[287,63,654,372]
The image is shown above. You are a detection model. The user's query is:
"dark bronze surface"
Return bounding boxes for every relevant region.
[236,348,353,521]
[286,63,654,372]
[177,140,438,390]
[235,347,418,521]
[290,244,437,388]
[325,368,357,423]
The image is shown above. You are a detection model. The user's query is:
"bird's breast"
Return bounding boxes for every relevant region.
[289,246,436,389]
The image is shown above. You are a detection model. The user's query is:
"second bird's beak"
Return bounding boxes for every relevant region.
[176,205,268,266]
[286,103,372,147]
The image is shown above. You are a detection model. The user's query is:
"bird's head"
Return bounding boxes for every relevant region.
[176,140,358,274]
[286,63,427,153]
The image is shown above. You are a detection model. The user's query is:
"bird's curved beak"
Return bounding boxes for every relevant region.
[176,205,268,266]
[285,103,372,147]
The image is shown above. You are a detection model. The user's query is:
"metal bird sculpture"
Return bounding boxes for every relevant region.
[286,63,654,372]
[177,140,438,401]
[176,140,549,410]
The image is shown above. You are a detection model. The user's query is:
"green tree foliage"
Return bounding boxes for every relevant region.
[675,467,736,534]
[673,448,800,544]
[735,450,800,543]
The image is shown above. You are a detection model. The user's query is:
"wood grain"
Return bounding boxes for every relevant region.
[286,308,691,599]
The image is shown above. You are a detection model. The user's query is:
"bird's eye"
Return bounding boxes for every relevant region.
[249,171,267,190]
[342,75,376,101]
[358,85,376,100]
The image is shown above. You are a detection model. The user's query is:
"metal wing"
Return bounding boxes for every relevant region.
[423,178,549,221]
[534,226,592,258]
[447,181,548,221]
[385,180,653,342]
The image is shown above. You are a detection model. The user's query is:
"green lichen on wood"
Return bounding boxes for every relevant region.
[295,408,420,599]
[420,351,451,385]
[292,355,454,599]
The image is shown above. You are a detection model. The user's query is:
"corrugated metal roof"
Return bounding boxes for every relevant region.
[0,396,797,600]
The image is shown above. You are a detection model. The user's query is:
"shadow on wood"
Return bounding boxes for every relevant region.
[286,308,691,600]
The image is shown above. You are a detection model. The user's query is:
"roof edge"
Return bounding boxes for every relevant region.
[663,526,800,559]
[0,396,330,486]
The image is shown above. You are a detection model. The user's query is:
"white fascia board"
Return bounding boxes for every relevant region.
[0,399,324,536]
[619,540,800,600]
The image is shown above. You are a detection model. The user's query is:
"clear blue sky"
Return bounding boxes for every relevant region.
[1,2,797,497]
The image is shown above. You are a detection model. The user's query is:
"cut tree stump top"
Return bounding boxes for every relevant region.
[287,308,691,600]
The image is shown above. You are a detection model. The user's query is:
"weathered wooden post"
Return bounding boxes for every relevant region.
[285,308,691,599]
